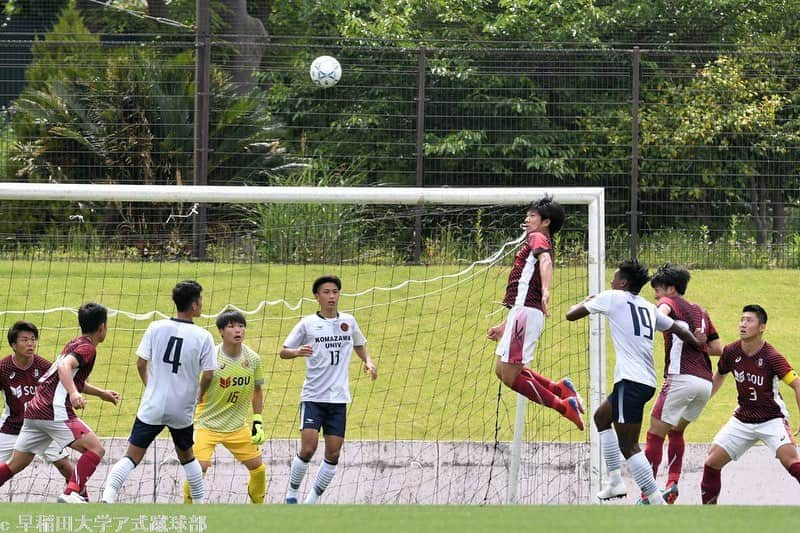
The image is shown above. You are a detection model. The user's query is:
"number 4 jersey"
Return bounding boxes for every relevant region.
[584,289,674,388]
[283,312,366,403]
[136,318,217,428]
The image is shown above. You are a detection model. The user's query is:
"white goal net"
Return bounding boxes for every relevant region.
[0,184,604,504]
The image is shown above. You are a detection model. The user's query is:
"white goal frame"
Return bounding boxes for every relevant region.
[0,183,606,503]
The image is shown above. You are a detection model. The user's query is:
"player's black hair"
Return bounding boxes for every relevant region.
[650,263,691,295]
[312,275,342,295]
[527,195,565,235]
[742,304,768,324]
[617,259,651,295]
[173,280,203,312]
[216,310,247,330]
[7,320,39,347]
[78,302,108,334]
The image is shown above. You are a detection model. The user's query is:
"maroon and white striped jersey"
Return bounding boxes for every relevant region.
[659,295,718,381]
[24,336,97,422]
[718,340,793,424]
[502,232,553,311]
[0,354,51,434]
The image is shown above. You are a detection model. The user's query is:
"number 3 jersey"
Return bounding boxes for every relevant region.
[283,312,366,403]
[195,344,264,432]
[136,318,217,428]
[718,340,793,424]
[584,289,674,388]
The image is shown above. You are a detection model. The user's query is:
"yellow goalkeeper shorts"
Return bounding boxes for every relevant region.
[194,426,263,463]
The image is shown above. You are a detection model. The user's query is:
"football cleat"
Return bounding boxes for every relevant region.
[285,496,298,504]
[557,377,585,413]
[597,480,627,501]
[562,397,585,431]
[57,491,87,504]
[663,482,679,504]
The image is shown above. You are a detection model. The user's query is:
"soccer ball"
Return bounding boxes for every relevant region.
[309,55,342,88]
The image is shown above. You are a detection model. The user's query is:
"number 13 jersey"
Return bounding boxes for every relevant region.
[283,312,366,403]
[136,318,217,428]
[584,290,674,388]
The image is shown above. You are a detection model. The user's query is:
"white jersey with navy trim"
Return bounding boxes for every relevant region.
[135,318,217,428]
[584,290,674,388]
[283,312,366,403]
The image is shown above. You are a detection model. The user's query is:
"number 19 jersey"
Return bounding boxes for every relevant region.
[584,289,674,388]
[283,312,366,403]
[136,318,217,428]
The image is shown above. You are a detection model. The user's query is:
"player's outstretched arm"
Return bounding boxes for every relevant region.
[565,302,590,321]
[538,252,553,317]
[667,322,701,349]
[83,383,120,405]
[781,371,800,435]
[354,345,377,380]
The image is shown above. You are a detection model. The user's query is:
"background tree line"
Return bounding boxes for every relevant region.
[1,0,799,266]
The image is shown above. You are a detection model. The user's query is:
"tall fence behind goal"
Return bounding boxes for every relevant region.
[0,184,604,504]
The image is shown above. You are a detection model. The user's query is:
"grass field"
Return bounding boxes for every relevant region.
[0,259,797,446]
[0,503,794,532]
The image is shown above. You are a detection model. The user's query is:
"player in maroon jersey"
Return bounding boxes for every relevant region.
[641,264,723,504]
[0,321,76,489]
[0,303,120,503]
[700,304,800,504]
[487,197,584,430]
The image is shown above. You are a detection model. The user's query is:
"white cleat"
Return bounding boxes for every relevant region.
[57,492,87,504]
[597,480,627,501]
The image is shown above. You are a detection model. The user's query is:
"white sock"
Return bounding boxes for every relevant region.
[287,455,309,497]
[305,459,337,504]
[183,459,205,504]
[102,456,136,503]
[627,451,663,504]
[599,429,624,483]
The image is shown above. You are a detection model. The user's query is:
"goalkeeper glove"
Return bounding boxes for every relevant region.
[251,414,265,445]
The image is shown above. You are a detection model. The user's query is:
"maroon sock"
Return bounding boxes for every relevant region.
[527,369,560,395]
[700,465,721,504]
[788,462,800,483]
[645,431,665,478]
[67,450,102,494]
[667,430,685,484]
[511,371,563,413]
[0,463,12,487]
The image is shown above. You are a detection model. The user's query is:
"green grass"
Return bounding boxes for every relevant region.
[0,259,796,445]
[0,503,794,532]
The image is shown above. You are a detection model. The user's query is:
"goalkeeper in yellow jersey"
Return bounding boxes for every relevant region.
[184,310,267,503]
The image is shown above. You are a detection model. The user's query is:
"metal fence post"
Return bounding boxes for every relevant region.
[192,0,211,260]
[630,46,640,260]
[413,46,427,263]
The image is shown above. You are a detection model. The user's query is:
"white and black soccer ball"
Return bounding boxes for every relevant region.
[309,55,342,88]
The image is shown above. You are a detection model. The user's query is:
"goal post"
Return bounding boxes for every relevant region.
[0,183,605,504]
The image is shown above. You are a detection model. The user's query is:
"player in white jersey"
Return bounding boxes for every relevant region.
[566,260,701,505]
[102,280,217,504]
[280,275,377,504]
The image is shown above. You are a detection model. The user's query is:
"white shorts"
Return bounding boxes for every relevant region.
[0,431,68,464]
[712,416,796,461]
[650,374,712,426]
[15,418,93,457]
[495,306,545,365]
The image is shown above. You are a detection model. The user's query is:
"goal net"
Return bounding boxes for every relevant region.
[0,184,604,504]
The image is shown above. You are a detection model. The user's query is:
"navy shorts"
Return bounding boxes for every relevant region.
[129,417,195,452]
[608,380,655,425]
[299,401,347,437]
